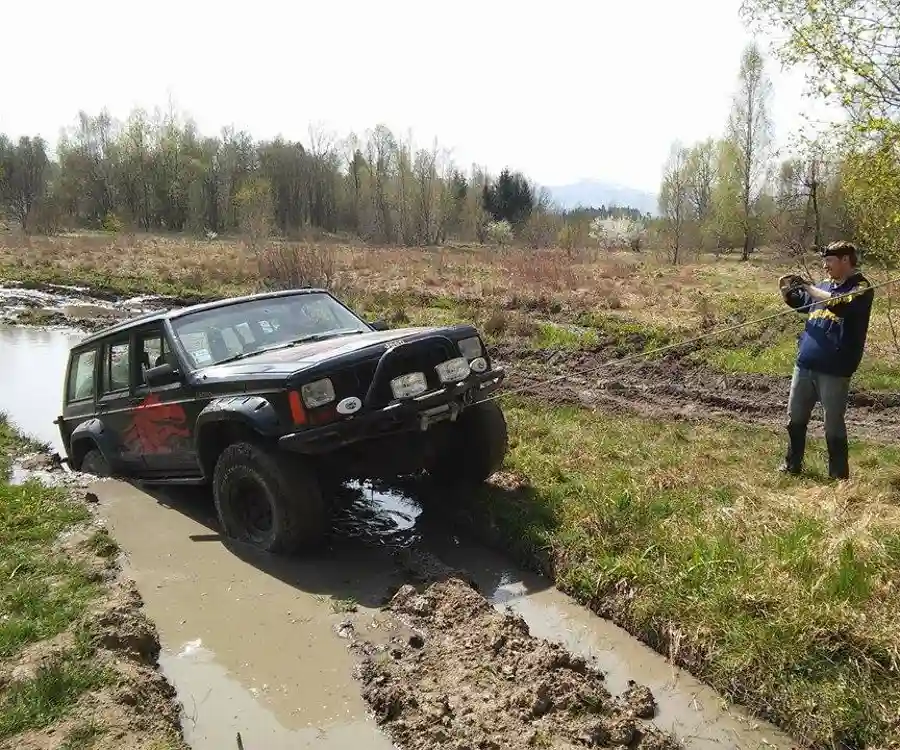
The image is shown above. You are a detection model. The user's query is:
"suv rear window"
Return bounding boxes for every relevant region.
[67,349,97,402]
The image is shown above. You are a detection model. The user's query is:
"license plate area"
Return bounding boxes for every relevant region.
[418,402,458,430]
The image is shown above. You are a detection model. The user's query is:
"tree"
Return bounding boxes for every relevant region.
[658,142,692,264]
[0,136,51,231]
[482,169,534,226]
[740,0,899,126]
[726,42,774,260]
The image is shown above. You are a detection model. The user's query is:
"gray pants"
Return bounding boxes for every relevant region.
[787,366,850,438]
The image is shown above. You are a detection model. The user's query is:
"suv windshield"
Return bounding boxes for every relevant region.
[170,292,370,368]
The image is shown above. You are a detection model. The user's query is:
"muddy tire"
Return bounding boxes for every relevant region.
[430,400,509,485]
[212,441,328,554]
[80,447,111,477]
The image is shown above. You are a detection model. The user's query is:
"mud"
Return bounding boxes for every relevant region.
[490,341,900,441]
[348,578,680,750]
[0,281,184,333]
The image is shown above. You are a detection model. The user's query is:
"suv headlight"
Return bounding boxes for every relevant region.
[435,357,470,384]
[457,336,483,360]
[391,372,428,399]
[301,378,335,408]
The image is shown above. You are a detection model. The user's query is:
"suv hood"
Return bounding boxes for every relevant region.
[193,326,457,379]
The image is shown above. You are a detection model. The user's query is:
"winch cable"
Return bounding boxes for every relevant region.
[474,273,900,406]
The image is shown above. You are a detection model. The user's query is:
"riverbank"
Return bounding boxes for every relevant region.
[0,414,187,750]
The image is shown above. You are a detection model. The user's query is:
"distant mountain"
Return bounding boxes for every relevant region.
[544,179,658,217]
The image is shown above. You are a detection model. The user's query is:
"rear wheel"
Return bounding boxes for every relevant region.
[212,441,328,554]
[429,400,509,485]
[79,447,111,478]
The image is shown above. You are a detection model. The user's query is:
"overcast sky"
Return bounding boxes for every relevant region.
[1,0,841,194]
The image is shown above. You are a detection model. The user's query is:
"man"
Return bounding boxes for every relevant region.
[777,241,874,480]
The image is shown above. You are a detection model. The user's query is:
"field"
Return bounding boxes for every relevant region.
[3,230,900,748]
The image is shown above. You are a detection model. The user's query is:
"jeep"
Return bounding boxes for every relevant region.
[55,288,507,553]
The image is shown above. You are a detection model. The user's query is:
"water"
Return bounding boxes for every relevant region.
[0,324,85,454]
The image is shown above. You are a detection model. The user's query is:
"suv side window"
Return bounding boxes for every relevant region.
[136,330,169,386]
[101,339,131,394]
[67,348,97,403]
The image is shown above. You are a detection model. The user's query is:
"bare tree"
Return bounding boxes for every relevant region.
[726,42,774,260]
[658,142,692,264]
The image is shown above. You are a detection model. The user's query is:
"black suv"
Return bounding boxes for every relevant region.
[56,288,507,553]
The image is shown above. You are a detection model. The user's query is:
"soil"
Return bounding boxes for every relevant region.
[489,341,900,442]
[346,578,680,750]
[0,458,187,750]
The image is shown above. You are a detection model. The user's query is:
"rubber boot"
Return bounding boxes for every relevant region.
[826,435,849,480]
[779,422,806,475]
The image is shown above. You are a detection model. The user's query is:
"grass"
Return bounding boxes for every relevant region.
[470,397,900,749]
[0,414,107,738]
[4,231,899,390]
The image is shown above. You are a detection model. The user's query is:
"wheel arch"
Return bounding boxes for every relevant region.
[194,396,283,480]
[68,419,117,472]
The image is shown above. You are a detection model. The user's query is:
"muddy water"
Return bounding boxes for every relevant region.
[0,324,85,455]
[97,480,398,749]
[2,322,796,750]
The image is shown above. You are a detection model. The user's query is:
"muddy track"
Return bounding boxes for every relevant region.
[346,578,681,750]
[489,342,900,442]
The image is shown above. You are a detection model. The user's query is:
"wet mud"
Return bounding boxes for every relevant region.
[490,341,900,442]
[349,578,680,750]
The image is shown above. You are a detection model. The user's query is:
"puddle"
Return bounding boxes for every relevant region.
[100,480,399,750]
[0,324,85,455]
[1,320,795,750]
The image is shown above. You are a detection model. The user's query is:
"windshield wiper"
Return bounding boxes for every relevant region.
[209,329,367,366]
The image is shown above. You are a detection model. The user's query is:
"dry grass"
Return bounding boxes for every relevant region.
[3,230,900,382]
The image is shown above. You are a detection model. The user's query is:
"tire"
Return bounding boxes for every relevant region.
[212,441,328,554]
[430,400,509,485]
[80,447,111,477]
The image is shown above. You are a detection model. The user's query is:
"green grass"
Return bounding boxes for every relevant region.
[470,397,900,749]
[0,647,106,739]
[0,414,107,737]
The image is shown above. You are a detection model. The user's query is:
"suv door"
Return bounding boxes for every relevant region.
[57,344,100,460]
[96,332,147,474]
[129,322,198,477]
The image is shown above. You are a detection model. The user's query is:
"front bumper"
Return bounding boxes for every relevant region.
[279,367,505,454]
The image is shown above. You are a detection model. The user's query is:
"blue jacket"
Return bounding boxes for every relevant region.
[783,271,874,377]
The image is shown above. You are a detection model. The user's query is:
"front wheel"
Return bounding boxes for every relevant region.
[429,400,509,485]
[212,441,329,554]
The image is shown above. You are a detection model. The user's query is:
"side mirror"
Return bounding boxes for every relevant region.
[369,319,389,331]
[145,362,181,388]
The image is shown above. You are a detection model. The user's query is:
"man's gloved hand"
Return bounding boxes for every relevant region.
[778,273,807,292]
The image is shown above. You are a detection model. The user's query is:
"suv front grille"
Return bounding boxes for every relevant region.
[330,339,458,408]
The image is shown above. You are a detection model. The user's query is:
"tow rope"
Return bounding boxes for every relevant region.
[475,273,900,405]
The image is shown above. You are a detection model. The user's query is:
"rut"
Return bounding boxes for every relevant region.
[490,342,900,442]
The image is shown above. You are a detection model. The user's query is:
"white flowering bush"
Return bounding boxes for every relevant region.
[589,217,645,250]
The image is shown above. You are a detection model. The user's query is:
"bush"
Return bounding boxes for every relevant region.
[486,220,513,246]
[256,243,346,295]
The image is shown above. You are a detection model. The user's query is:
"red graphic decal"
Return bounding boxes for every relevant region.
[123,393,191,455]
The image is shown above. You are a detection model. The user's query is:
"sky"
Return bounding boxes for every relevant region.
[0,0,842,195]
